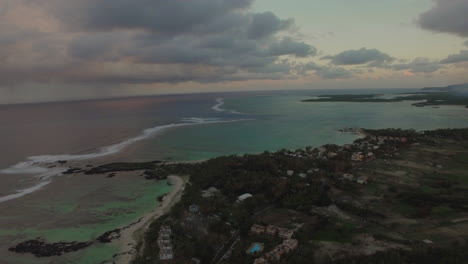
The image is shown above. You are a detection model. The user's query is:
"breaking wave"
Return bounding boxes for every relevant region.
[0,117,251,203]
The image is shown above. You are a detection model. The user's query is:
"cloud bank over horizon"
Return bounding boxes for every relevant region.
[0,0,467,103]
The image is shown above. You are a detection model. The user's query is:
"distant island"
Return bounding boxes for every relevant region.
[10,128,468,263]
[302,83,468,108]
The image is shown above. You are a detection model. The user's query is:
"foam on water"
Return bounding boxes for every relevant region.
[0,116,252,203]
[212,98,244,114]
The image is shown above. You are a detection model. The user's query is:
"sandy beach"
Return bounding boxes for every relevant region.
[113,175,188,264]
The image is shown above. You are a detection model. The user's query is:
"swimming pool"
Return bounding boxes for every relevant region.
[249,243,263,254]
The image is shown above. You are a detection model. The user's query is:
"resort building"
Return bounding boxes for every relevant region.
[249,224,299,264]
[160,248,174,260]
[250,224,266,235]
[158,225,174,261]
[265,225,279,236]
[277,228,294,239]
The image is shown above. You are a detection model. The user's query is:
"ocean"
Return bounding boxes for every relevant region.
[1,89,468,263]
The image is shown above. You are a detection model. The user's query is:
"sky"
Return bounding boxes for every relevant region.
[0,0,467,104]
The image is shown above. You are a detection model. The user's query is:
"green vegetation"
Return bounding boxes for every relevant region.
[128,128,468,264]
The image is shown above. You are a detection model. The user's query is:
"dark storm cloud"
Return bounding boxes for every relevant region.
[418,0,468,37]
[440,50,468,64]
[0,0,321,87]
[321,48,393,66]
[51,0,254,34]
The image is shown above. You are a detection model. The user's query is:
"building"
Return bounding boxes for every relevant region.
[265,225,279,236]
[237,193,253,202]
[158,225,174,260]
[286,170,294,176]
[160,248,174,260]
[282,239,298,251]
[250,224,266,235]
[277,228,294,239]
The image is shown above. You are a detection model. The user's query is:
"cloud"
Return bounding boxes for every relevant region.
[321,48,393,66]
[418,0,468,37]
[389,57,442,73]
[299,62,353,79]
[267,37,317,57]
[0,0,317,87]
[440,50,468,64]
[248,12,293,39]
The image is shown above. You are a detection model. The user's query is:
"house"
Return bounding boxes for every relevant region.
[298,173,307,178]
[189,204,200,213]
[286,170,294,176]
[237,193,253,202]
[328,152,338,158]
[250,224,266,235]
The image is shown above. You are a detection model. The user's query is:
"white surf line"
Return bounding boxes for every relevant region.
[0,117,252,203]
[212,98,226,112]
[212,98,244,115]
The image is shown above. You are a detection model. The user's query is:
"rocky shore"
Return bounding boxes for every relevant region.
[8,239,92,257]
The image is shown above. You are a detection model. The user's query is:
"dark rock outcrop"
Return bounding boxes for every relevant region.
[9,239,92,257]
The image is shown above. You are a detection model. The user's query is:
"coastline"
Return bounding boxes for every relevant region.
[113,175,188,264]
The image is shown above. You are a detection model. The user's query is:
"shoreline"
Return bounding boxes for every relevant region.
[113,175,188,264]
